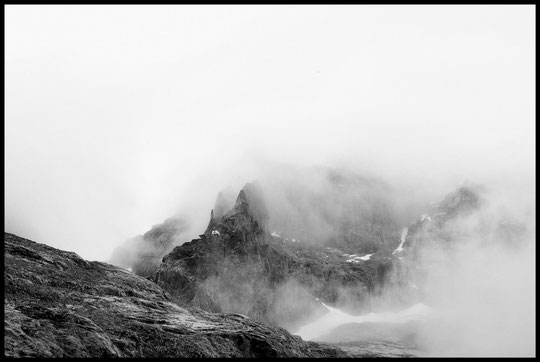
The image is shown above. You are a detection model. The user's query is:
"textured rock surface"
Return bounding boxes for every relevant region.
[4,232,354,358]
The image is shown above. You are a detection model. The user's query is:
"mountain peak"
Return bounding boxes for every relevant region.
[206,190,236,232]
[205,181,269,238]
[233,182,268,221]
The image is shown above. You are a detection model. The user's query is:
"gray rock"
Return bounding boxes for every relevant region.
[4,232,352,358]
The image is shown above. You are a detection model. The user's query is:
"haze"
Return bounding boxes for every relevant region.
[5,5,534,262]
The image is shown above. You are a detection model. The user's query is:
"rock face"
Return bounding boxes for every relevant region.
[154,183,393,331]
[4,232,353,358]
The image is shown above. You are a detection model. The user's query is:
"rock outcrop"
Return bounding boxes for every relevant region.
[4,232,353,358]
[154,183,393,331]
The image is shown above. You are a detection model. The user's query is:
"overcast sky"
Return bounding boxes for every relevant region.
[5,5,535,261]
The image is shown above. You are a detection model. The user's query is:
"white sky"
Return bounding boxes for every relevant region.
[5,5,535,261]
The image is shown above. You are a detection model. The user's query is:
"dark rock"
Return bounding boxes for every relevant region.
[4,232,354,358]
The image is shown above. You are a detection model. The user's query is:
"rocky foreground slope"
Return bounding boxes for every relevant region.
[4,232,354,358]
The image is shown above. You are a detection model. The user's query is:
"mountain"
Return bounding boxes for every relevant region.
[109,166,404,276]
[153,182,394,331]
[4,232,361,358]
[384,184,529,306]
[106,164,529,336]
[258,166,402,254]
[108,217,191,278]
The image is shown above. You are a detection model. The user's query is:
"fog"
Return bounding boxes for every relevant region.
[413,186,536,356]
[4,5,535,357]
[417,228,535,356]
[5,4,534,260]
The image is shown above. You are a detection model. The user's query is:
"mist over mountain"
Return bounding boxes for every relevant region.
[105,164,534,356]
[5,4,534,358]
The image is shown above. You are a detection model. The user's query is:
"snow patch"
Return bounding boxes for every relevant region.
[211,230,220,236]
[393,227,408,254]
[345,253,373,263]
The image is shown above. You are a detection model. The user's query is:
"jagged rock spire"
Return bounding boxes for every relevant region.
[205,181,269,237]
[206,190,236,233]
[231,182,269,229]
[213,191,235,221]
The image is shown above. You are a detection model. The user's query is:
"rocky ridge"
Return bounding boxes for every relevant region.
[4,232,354,358]
[154,182,393,330]
[110,167,403,276]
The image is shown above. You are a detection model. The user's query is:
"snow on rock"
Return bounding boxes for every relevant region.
[344,253,373,263]
[393,227,408,254]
